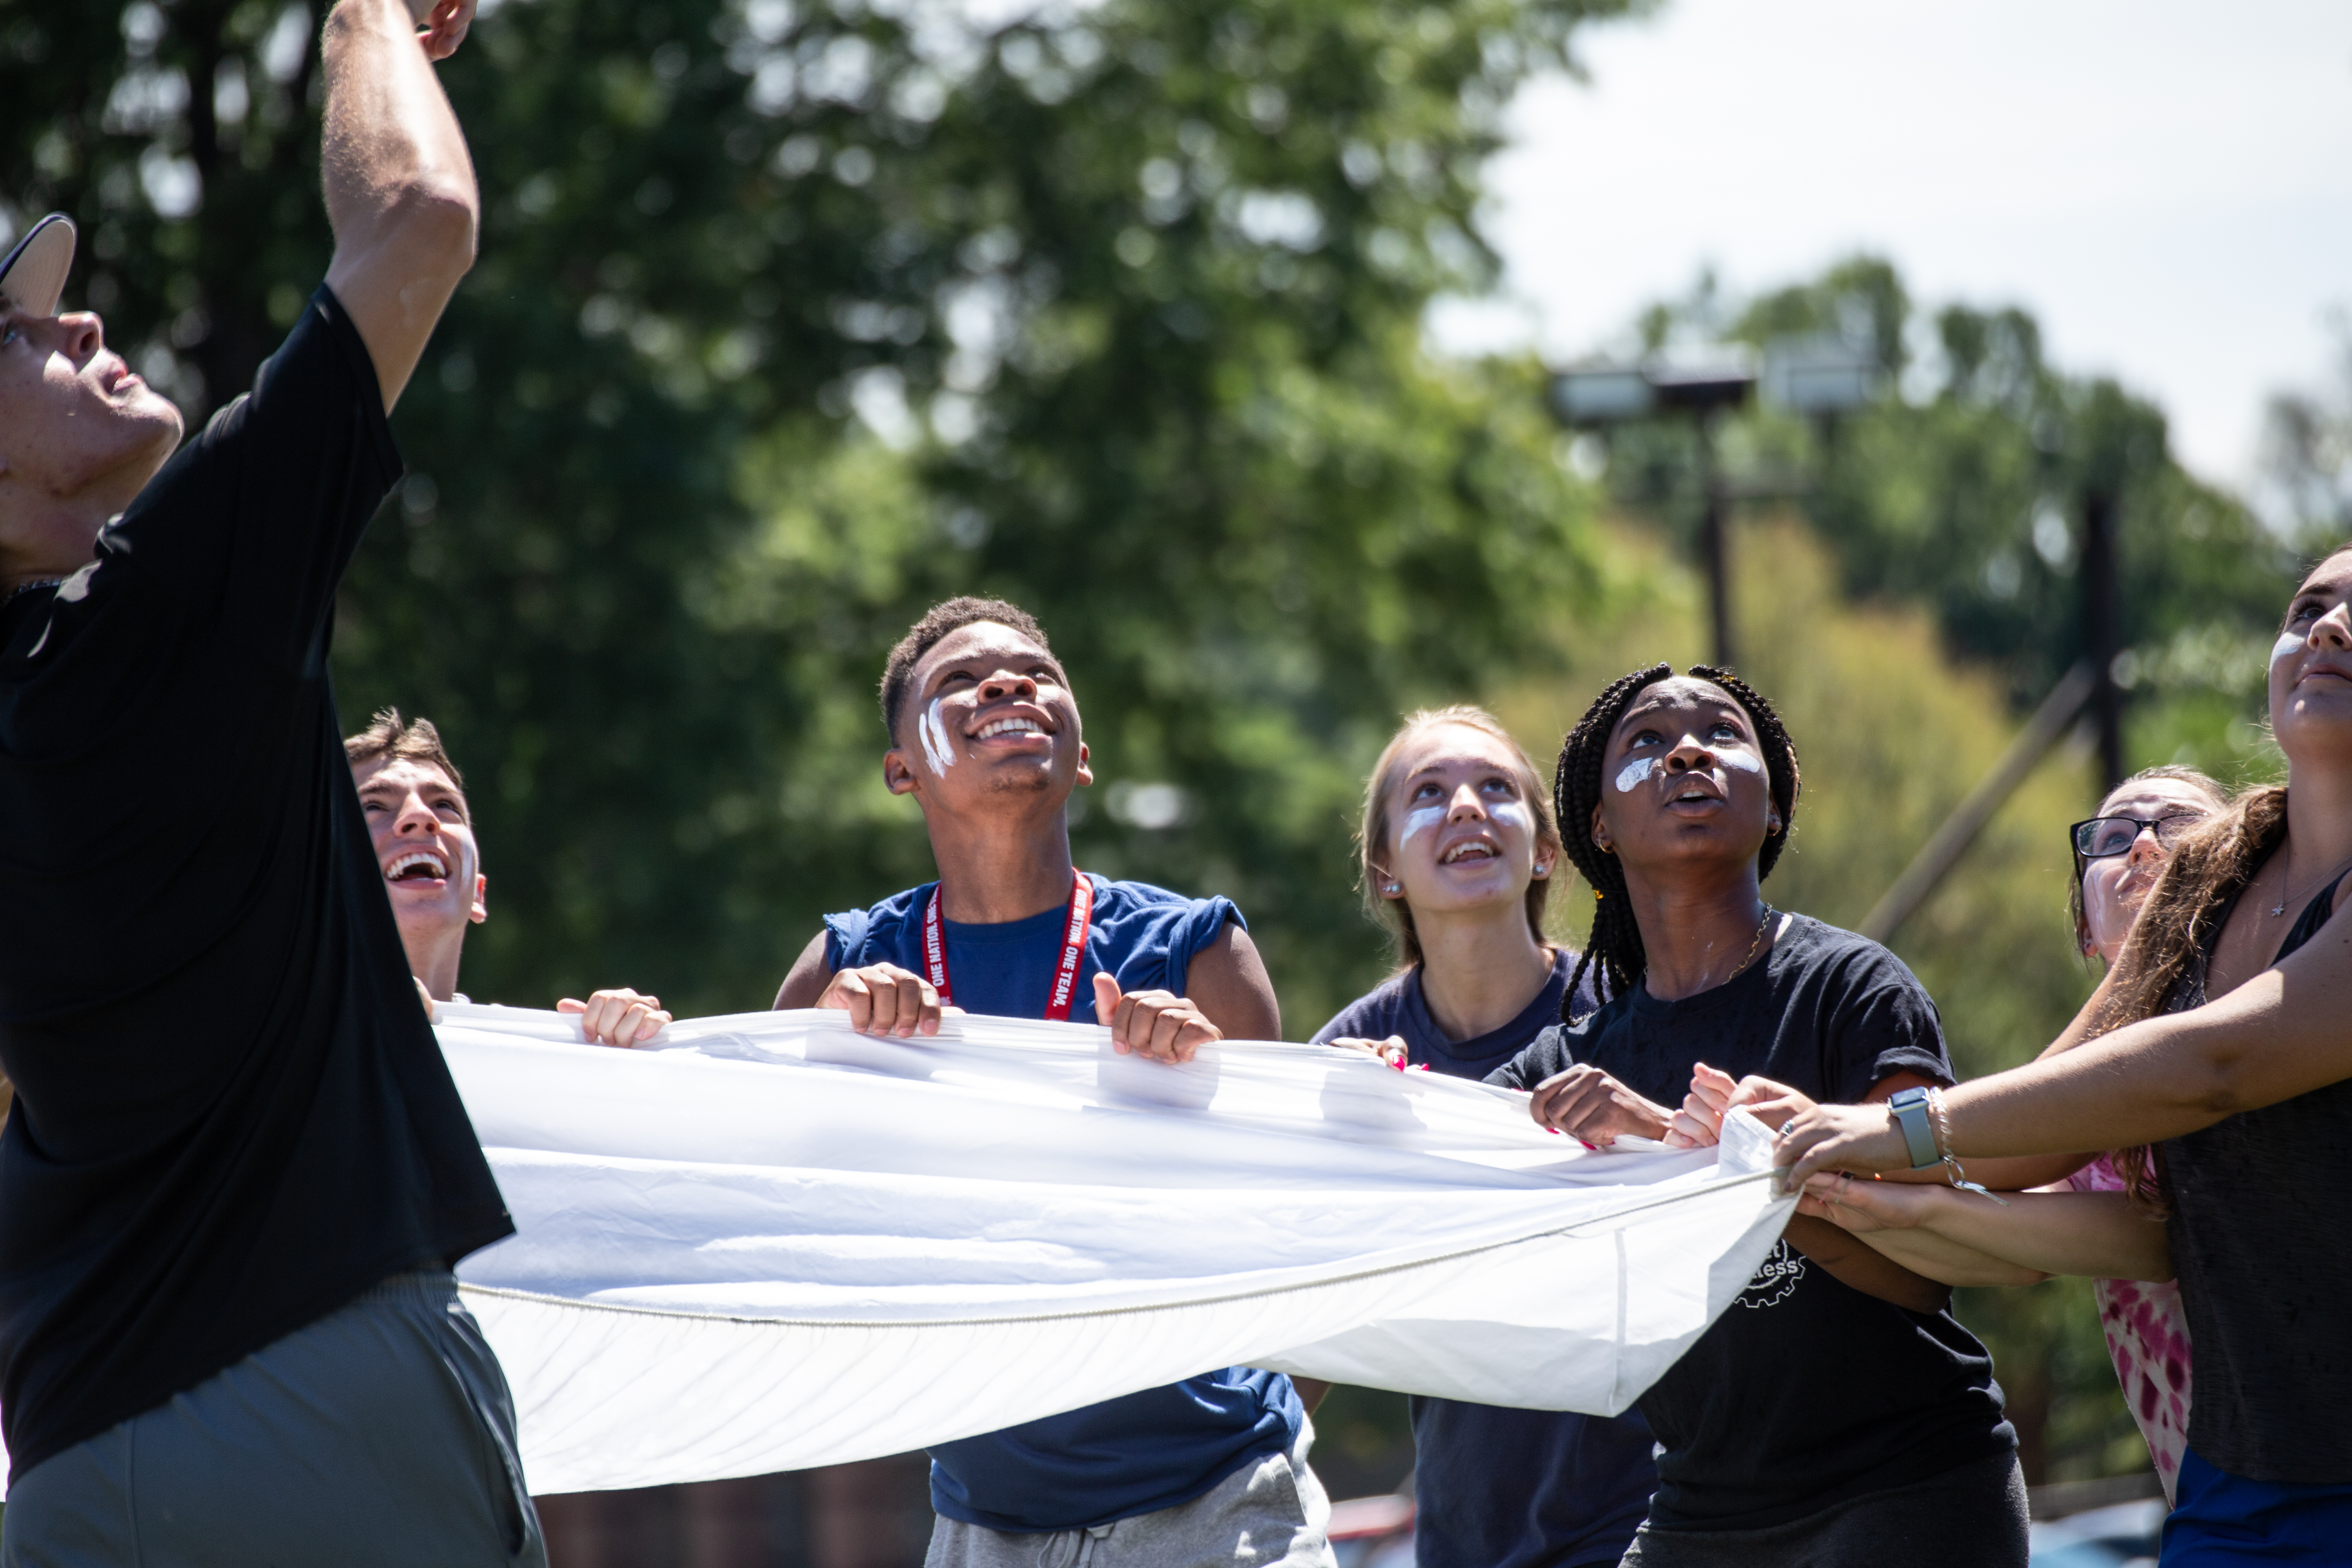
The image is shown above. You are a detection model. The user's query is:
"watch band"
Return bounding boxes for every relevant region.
[1887,1087,1941,1170]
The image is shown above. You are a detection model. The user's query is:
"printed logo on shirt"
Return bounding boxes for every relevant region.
[1733,1239,1806,1309]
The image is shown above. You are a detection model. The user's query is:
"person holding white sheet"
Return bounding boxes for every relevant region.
[1776,545,2352,1560]
[1741,766,2226,1505]
[767,596,1331,1568]
[1312,706,1651,1568]
[1490,665,2024,1568]
[346,706,669,1045]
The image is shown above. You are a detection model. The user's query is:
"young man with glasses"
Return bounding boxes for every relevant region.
[0,3,541,1560]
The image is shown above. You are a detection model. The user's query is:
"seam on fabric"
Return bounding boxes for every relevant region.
[1611,1227,1629,1413]
[457,1168,1779,1330]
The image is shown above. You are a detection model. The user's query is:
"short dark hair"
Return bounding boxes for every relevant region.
[345,707,468,812]
[878,597,1054,741]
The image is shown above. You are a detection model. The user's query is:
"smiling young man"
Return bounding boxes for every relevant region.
[349,707,669,1046]
[768,597,1331,1568]
[0,2,548,1562]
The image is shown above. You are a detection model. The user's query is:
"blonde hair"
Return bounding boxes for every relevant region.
[1357,706,1564,970]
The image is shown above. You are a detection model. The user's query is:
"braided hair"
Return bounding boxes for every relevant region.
[1555,663,1803,1020]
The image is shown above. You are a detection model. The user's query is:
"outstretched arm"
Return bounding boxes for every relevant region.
[1802,1176,2171,1286]
[1779,896,2352,1185]
[321,0,479,412]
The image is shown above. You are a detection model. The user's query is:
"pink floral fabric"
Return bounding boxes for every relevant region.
[2068,1153,2191,1502]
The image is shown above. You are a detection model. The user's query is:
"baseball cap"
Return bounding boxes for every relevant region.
[0,214,77,318]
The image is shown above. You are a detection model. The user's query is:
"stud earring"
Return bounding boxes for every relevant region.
[1531,864,1550,879]
[1384,881,1402,895]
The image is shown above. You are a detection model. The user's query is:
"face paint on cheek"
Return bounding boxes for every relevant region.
[1399,805,1447,847]
[1715,748,1764,775]
[1614,756,1656,794]
[919,697,956,775]
[1489,800,1534,833]
[2272,631,2307,669]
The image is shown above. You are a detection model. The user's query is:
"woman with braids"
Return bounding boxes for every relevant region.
[1311,707,1651,1568]
[1777,546,2352,1560]
[1787,765,2229,1505]
[1489,665,2025,1567]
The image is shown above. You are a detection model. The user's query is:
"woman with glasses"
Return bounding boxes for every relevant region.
[1777,543,2352,1560]
[1782,766,2227,1504]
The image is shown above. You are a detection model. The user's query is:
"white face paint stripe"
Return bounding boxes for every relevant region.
[1715,748,1764,774]
[1399,805,1448,846]
[919,697,957,775]
[1489,800,1533,833]
[2272,631,2307,667]
[1614,756,1656,793]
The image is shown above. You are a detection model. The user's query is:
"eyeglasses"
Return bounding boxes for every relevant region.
[2070,813,2205,861]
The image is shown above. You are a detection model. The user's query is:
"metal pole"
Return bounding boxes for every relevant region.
[1859,661,2101,945]
[1698,413,1733,668]
[2081,489,2124,790]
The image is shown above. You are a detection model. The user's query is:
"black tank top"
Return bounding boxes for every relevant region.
[2160,865,2352,1483]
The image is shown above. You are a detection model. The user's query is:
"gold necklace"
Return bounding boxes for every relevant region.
[1711,904,1778,989]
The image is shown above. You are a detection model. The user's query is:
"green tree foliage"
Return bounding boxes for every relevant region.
[2259,322,2352,545]
[5,0,1639,1024]
[1599,257,2305,778]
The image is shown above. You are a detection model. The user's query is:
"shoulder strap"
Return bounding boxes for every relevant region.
[2274,869,2352,967]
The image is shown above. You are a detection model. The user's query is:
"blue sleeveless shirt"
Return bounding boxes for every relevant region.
[823,875,1305,1531]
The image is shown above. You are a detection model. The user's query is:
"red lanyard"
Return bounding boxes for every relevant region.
[922,870,1096,1021]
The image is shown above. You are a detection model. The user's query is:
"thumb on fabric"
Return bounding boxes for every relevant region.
[1092,971,1121,1027]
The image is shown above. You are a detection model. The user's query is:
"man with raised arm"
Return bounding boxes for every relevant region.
[767,597,1334,1568]
[0,2,539,1560]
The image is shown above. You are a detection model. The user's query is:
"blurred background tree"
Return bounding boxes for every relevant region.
[9,0,2340,1553]
[1596,254,2307,776]
[1,0,1638,1029]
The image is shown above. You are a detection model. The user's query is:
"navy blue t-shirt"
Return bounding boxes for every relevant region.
[1315,949,1654,1568]
[824,874,1305,1531]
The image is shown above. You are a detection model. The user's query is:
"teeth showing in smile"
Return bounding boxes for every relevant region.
[387,851,447,882]
[976,718,1044,740]
[1439,842,1497,865]
[1675,788,1711,802]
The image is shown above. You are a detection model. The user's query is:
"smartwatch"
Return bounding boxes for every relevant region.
[1886,1086,1941,1170]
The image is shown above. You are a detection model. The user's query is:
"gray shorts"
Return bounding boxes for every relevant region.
[925,1431,1335,1568]
[2,1271,545,1568]
[1619,1449,2028,1568]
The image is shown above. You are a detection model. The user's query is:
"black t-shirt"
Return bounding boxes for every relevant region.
[1489,916,2015,1531]
[0,289,511,1480]
[1315,949,1654,1568]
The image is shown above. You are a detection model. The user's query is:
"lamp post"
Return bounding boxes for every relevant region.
[1548,336,1880,669]
[1550,364,1754,666]
[2080,488,2125,790]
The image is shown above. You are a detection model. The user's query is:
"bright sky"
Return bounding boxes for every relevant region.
[1433,0,2352,489]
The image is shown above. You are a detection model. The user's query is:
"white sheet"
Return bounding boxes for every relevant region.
[432,1005,1794,1496]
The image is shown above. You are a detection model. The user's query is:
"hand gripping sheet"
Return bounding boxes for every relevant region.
[428,1005,1795,1496]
